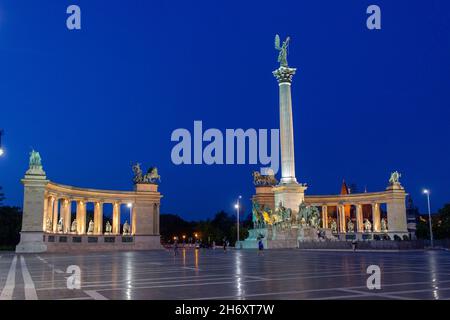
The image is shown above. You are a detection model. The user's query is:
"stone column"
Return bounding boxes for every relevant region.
[52,198,59,232]
[45,196,54,232]
[112,202,120,234]
[272,64,307,213]
[131,205,136,235]
[338,205,346,232]
[356,204,364,232]
[16,160,49,253]
[42,196,49,232]
[76,201,86,234]
[94,202,103,234]
[273,66,298,184]
[321,205,328,228]
[62,199,72,233]
[372,203,381,232]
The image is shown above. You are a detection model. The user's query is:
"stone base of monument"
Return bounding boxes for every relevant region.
[16,231,48,253]
[297,226,319,242]
[241,226,328,249]
[36,234,163,253]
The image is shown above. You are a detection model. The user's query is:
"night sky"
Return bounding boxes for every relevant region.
[0,0,449,220]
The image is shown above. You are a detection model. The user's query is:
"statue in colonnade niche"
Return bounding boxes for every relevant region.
[347,220,355,233]
[105,221,112,234]
[381,218,388,232]
[87,219,94,234]
[71,219,77,233]
[364,219,372,232]
[46,217,52,232]
[57,217,63,233]
[123,220,130,235]
[330,219,337,233]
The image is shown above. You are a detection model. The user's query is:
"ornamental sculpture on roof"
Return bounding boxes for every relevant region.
[132,163,161,184]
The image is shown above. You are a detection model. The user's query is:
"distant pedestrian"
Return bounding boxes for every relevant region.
[173,240,179,256]
[212,241,216,250]
[351,239,357,252]
[223,238,227,252]
[258,239,264,256]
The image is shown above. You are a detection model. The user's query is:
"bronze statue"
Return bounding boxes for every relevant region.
[275,34,290,67]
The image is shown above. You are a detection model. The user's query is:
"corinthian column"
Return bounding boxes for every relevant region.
[273,66,298,185]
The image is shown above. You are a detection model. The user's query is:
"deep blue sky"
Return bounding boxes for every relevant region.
[1,0,449,220]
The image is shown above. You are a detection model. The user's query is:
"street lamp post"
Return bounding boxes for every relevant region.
[234,195,242,248]
[0,129,4,156]
[423,189,434,248]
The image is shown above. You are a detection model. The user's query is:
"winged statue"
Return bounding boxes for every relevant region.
[275,34,290,67]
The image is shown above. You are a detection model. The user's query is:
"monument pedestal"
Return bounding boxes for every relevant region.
[273,183,307,213]
[16,160,49,253]
[16,231,47,253]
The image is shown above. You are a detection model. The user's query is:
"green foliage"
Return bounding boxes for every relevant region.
[160,210,249,246]
[0,186,5,205]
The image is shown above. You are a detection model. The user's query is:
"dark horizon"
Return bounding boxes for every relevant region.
[1,0,449,220]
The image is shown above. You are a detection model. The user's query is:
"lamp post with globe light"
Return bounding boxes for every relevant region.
[0,129,4,157]
[234,195,242,247]
[422,189,434,248]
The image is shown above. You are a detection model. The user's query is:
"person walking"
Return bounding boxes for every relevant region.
[223,238,227,253]
[351,239,357,252]
[258,238,264,256]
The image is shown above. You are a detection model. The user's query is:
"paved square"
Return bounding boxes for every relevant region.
[1,249,449,300]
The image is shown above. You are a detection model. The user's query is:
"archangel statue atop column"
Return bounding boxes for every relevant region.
[275,34,290,67]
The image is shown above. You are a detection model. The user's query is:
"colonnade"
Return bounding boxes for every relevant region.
[318,203,382,233]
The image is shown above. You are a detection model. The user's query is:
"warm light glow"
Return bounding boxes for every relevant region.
[194,233,198,238]
[127,203,132,208]
[173,236,177,240]
[182,235,186,239]
[423,189,430,195]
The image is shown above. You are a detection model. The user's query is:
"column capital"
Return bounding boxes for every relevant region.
[273,66,297,84]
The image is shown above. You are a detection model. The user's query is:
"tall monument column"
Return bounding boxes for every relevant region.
[274,66,298,184]
[272,35,307,213]
[16,150,49,253]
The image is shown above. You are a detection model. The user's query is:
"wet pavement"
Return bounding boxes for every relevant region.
[0,248,449,300]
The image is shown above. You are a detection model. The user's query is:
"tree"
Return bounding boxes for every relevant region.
[0,186,5,205]
[435,204,450,239]
[0,206,22,249]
